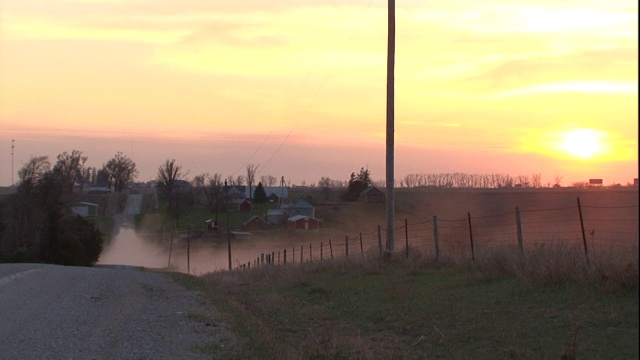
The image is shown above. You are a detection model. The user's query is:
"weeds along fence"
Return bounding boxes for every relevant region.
[237,197,639,270]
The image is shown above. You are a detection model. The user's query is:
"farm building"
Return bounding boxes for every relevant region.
[288,215,320,230]
[290,199,315,218]
[225,187,246,205]
[243,216,269,231]
[70,202,99,218]
[266,209,286,225]
[362,186,385,203]
[240,200,252,212]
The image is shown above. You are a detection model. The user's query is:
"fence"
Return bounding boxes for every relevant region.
[236,197,639,270]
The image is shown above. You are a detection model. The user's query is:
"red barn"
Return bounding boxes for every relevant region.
[287,215,320,230]
[240,199,252,212]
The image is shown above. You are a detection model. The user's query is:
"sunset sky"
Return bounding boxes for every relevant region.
[1,0,637,187]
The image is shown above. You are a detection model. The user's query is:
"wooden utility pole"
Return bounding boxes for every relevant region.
[385,0,396,252]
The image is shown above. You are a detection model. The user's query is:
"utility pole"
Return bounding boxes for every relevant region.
[385,0,396,252]
[225,180,232,270]
[10,139,15,186]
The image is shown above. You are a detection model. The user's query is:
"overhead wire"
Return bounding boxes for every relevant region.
[230,0,375,178]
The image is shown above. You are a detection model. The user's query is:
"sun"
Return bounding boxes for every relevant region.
[560,129,603,159]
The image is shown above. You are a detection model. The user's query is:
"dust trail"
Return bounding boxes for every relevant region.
[98,227,168,269]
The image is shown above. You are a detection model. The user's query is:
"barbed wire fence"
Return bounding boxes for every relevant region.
[236,197,639,270]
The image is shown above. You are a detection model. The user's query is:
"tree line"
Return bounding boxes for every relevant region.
[0,150,132,264]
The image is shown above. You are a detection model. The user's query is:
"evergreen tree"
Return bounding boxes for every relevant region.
[343,167,372,201]
[253,182,268,204]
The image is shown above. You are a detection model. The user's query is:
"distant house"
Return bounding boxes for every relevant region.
[362,186,385,203]
[287,215,320,230]
[243,216,269,231]
[290,199,315,218]
[70,202,99,218]
[225,186,246,205]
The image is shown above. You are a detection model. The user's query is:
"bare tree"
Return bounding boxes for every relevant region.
[260,174,277,186]
[104,152,137,192]
[554,175,563,187]
[156,159,187,212]
[52,150,87,193]
[318,177,332,200]
[18,156,51,191]
[531,173,542,188]
[516,175,530,188]
[245,163,259,201]
[193,173,224,221]
[235,175,245,188]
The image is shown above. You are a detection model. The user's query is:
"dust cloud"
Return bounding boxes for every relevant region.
[97,227,290,274]
[98,227,168,269]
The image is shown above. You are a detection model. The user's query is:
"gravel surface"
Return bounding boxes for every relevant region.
[0,263,233,359]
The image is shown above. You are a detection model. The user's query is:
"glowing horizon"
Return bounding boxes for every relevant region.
[1,0,637,186]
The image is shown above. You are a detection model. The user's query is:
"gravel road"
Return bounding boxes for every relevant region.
[0,263,232,359]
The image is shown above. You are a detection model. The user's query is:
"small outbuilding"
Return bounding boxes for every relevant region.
[362,186,385,203]
[243,216,269,231]
[205,219,219,231]
[70,202,99,218]
[266,209,286,225]
[287,215,320,230]
[240,199,252,212]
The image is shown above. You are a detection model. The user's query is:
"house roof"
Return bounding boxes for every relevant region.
[292,199,313,209]
[244,216,267,226]
[363,186,384,195]
[70,202,99,207]
[288,215,317,222]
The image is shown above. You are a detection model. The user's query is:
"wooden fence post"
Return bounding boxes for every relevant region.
[468,212,475,262]
[278,251,280,265]
[329,239,334,259]
[577,197,589,263]
[359,233,364,257]
[515,207,524,255]
[301,245,303,263]
[321,242,323,260]
[405,218,409,258]
[378,225,382,256]
[433,215,439,260]
[284,249,287,264]
[345,235,349,260]
[309,243,313,262]
[167,229,173,268]
[292,247,295,264]
[187,226,190,275]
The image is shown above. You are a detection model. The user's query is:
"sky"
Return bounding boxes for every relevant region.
[0,0,638,187]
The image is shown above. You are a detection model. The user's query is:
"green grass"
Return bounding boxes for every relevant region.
[173,246,639,360]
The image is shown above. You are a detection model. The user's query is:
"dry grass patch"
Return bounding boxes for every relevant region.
[194,244,638,359]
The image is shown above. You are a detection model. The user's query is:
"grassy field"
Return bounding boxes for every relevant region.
[132,187,638,358]
[174,246,638,360]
